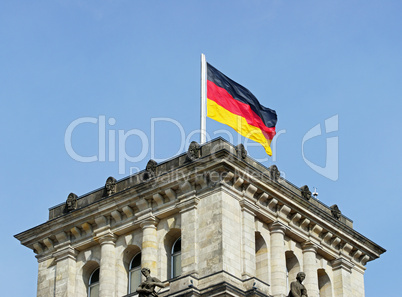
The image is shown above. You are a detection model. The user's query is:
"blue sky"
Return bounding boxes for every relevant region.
[1,1,401,296]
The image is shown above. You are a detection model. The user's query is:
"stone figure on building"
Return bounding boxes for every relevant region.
[330,204,341,220]
[105,176,117,196]
[136,268,168,297]
[143,159,157,180]
[187,141,201,161]
[65,193,78,212]
[269,165,280,181]
[288,272,308,297]
[236,143,247,160]
[300,185,311,200]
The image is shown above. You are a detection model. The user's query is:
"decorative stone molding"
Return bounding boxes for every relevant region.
[152,193,164,206]
[70,227,81,239]
[234,177,244,189]
[361,255,371,265]
[33,242,44,254]
[245,184,257,199]
[278,204,291,219]
[310,224,323,237]
[267,198,278,212]
[180,181,193,195]
[331,237,341,249]
[105,176,117,196]
[239,198,259,216]
[81,222,92,235]
[300,218,310,230]
[322,232,333,244]
[65,193,77,212]
[332,257,354,272]
[164,188,177,202]
[53,245,78,262]
[96,230,117,246]
[122,206,134,218]
[205,171,219,188]
[300,185,312,200]
[55,231,69,245]
[136,197,150,211]
[352,250,363,261]
[330,204,341,220]
[140,216,159,229]
[235,143,247,160]
[269,165,280,181]
[269,221,287,235]
[43,238,54,250]
[187,141,201,161]
[302,241,318,254]
[341,243,353,256]
[223,171,234,183]
[178,196,200,213]
[111,210,122,223]
[95,215,108,229]
[290,213,302,225]
[256,192,269,206]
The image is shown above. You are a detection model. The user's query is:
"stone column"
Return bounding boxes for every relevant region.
[54,245,78,297]
[141,216,158,272]
[302,242,319,297]
[240,199,256,278]
[332,258,353,297]
[269,221,287,297]
[98,231,117,297]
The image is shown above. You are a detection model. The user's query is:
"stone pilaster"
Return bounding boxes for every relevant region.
[351,266,366,297]
[98,231,117,297]
[240,199,257,278]
[141,216,159,272]
[53,245,78,297]
[178,194,199,276]
[302,241,319,297]
[332,257,354,297]
[269,221,287,297]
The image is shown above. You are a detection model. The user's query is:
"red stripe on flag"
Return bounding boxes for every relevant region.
[207,80,276,139]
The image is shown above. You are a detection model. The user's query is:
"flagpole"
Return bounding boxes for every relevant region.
[200,53,207,144]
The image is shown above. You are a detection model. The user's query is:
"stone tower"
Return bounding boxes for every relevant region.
[15,138,385,297]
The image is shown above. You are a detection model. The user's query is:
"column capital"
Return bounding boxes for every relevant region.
[140,215,159,229]
[269,221,287,235]
[96,230,117,245]
[53,245,78,262]
[302,241,318,254]
[332,257,354,272]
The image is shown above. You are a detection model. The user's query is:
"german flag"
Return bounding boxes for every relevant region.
[207,63,277,155]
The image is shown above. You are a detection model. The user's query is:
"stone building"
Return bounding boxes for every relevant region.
[15,138,385,297]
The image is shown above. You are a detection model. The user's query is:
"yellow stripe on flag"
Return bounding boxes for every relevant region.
[207,99,272,156]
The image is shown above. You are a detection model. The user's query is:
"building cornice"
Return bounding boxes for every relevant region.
[15,138,385,267]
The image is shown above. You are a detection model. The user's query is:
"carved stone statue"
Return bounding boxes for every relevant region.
[235,143,247,160]
[300,185,311,200]
[65,193,78,212]
[136,268,168,297]
[330,204,341,220]
[288,272,308,297]
[143,159,157,180]
[105,176,116,196]
[187,141,201,161]
[269,165,280,181]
